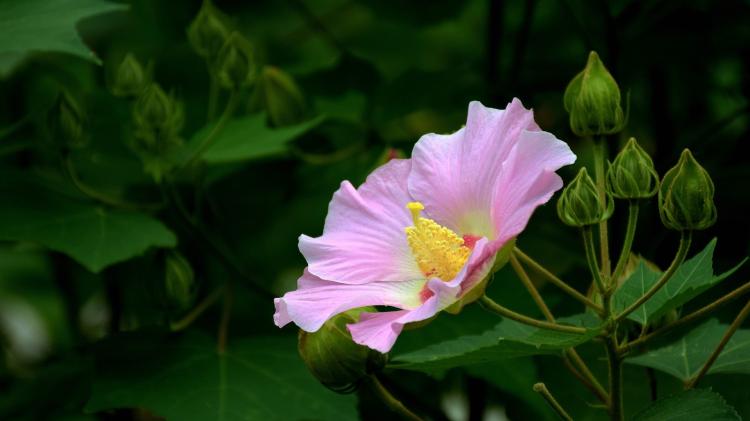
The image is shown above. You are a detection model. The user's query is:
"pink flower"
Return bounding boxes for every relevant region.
[274,99,576,353]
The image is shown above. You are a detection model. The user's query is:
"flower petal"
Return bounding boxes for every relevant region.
[274,269,425,332]
[347,238,494,352]
[408,99,539,238]
[492,129,576,243]
[299,159,422,284]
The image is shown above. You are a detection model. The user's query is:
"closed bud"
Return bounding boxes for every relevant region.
[564,51,625,137]
[187,0,231,61]
[607,138,659,199]
[132,83,184,153]
[47,90,88,149]
[298,308,386,393]
[164,251,196,314]
[658,149,717,231]
[215,32,256,91]
[248,66,306,126]
[557,167,614,227]
[111,53,147,97]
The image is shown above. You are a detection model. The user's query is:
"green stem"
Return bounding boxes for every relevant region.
[533,383,573,421]
[185,92,239,168]
[615,231,692,322]
[170,286,225,331]
[685,299,750,389]
[64,155,160,211]
[369,376,423,421]
[622,280,750,354]
[478,295,588,334]
[611,201,639,284]
[582,226,607,298]
[605,337,624,421]
[207,70,219,122]
[513,247,603,314]
[592,137,611,277]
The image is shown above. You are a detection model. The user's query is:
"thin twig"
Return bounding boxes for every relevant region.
[513,247,603,313]
[478,295,588,334]
[170,286,226,331]
[533,383,573,421]
[685,299,750,389]
[370,376,424,421]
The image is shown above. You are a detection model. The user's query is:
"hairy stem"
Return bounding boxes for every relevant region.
[622,280,750,354]
[370,376,424,421]
[478,295,588,334]
[582,227,607,299]
[611,201,639,284]
[533,383,573,421]
[605,338,624,421]
[685,299,750,389]
[185,92,239,167]
[592,137,611,277]
[513,247,603,313]
[615,231,692,322]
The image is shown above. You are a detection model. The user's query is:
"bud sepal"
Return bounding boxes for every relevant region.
[658,149,717,231]
[557,167,614,227]
[607,137,659,199]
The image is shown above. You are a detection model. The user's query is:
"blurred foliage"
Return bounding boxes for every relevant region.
[1,0,749,420]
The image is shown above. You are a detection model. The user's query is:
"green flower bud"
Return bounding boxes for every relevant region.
[658,149,717,231]
[564,51,625,137]
[557,167,614,227]
[248,66,306,127]
[131,84,184,181]
[164,251,196,314]
[111,53,147,97]
[298,308,387,393]
[187,0,231,61]
[47,90,88,149]
[215,32,256,91]
[606,137,659,199]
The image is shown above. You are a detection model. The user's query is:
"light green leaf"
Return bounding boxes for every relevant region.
[0,174,175,272]
[632,389,740,421]
[613,239,746,325]
[86,333,357,421]
[389,315,599,372]
[0,0,127,76]
[185,114,324,164]
[626,319,750,381]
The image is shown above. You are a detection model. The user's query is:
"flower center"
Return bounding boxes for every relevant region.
[405,202,471,281]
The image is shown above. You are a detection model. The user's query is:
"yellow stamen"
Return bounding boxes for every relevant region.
[405,202,470,280]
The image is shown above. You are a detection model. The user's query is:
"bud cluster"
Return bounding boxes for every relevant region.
[248,66,306,126]
[46,90,88,150]
[111,53,148,98]
[131,83,184,180]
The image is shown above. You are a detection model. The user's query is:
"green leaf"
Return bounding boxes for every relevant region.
[626,319,750,381]
[0,174,175,272]
[613,239,746,325]
[86,332,357,421]
[0,0,127,77]
[632,389,740,421]
[389,315,599,372]
[184,114,324,164]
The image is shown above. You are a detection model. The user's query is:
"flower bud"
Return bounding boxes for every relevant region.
[164,251,196,314]
[557,167,614,227]
[298,308,387,393]
[187,0,231,61]
[47,90,88,149]
[564,51,625,137]
[111,53,147,97]
[606,137,659,199]
[658,149,717,231]
[215,32,256,91]
[248,66,306,126]
[132,83,184,154]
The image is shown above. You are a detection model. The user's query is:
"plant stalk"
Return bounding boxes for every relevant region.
[592,137,611,277]
[478,295,588,334]
[611,201,639,284]
[369,376,424,421]
[533,382,573,421]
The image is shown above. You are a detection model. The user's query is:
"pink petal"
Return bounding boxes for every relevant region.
[492,129,576,243]
[299,159,422,285]
[408,99,575,242]
[408,99,540,238]
[347,239,495,352]
[274,269,425,332]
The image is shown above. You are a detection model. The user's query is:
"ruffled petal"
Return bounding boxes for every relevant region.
[299,159,422,284]
[347,239,494,352]
[274,269,425,332]
[409,99,539,238]
[492,129,576,243]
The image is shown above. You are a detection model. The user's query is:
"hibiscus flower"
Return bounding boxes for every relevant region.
[274,99,576,352]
